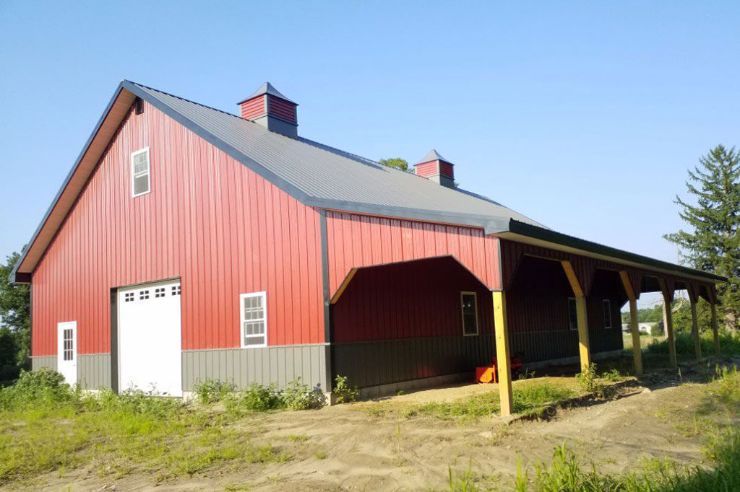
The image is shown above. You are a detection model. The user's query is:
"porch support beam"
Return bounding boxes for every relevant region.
[687,285,702,360]
[492,291,513,417]
[711,301,721,356]
[561,260,591,371]
[619,271,642,376]
[689,298,702,361]
[658,278,677,369]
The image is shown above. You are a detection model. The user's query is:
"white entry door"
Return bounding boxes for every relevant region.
[117,280,182,396]
[57,321,77,386]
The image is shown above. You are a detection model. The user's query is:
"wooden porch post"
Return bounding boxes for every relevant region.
[493,291,513,417]
[561,261,591,372]
[711,301,721,356]
[690,298,702,361]
[658,278,677,369]
[619,271,642,376]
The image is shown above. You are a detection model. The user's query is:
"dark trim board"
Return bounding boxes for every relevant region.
[110,288,119,393]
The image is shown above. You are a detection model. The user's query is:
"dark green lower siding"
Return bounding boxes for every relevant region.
[510,328,623,363]
[333,335,495,389]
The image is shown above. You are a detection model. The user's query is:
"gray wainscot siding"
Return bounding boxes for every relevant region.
[78,353,111,389]
[31,356,57,372]
[182,344,329,392]
[333,334,495,389]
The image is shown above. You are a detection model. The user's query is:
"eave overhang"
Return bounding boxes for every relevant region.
[496,219,726,285]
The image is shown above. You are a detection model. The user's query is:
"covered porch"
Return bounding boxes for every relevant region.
[493,235,723,416]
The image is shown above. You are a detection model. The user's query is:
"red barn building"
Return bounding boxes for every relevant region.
[12,81,723,413]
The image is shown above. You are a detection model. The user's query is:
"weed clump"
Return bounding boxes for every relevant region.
[225,383,283,413]
[193,379,236,404]
[333,375,359,404]
[281,379,326,410]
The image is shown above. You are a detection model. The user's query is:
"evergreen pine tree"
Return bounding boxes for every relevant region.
[665,145,740,330]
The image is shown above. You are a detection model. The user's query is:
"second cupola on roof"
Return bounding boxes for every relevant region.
[414,149,455,188]
[238,82,298,137]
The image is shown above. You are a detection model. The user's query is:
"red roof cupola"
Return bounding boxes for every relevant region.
[414,149,455,188]
[238,82,298,138]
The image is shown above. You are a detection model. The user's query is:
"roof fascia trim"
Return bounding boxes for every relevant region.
[11,82,130,284]
[503,220,725,283]
[309,198,509,233]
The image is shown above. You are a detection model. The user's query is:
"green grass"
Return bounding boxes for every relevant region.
[364,378,586,421]
[514,365,740,492]
[645,330,740,358]
[0,370,291,485]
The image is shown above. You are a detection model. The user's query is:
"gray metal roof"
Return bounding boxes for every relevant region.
[239,82,296,104]
[418,149,449,164]
[129,81,544,233]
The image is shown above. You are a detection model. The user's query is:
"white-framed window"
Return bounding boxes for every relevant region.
[602,299,612,329]
[460,291,479,336]
[63,327,75,361]
[568,297,578,331]
[240,291,267,348]
[131,147,151,197]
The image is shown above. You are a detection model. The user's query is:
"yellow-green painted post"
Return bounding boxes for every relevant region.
[711,302,720,356]
[619,271,642,376]
[690,300,702,360]
[493,291,513,417]
[561,261,591,372]
[659,279,677,369]
[628,298,642,376]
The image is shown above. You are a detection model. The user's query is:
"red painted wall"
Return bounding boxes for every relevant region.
[332,256,493,343]
[32,100,324,356]
[325,211,501,296]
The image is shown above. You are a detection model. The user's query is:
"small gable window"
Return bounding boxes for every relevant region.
[602,299,613,329]
[568,297,578,331]
[131,148,150,197]
[460,292,479,336]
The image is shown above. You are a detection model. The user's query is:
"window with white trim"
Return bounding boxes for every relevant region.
[240,292,267,347]
[131,148,150,197]
[63,328,74,361]
[568,297,578,331]
[460,291,479,336]
[602,299,613,329]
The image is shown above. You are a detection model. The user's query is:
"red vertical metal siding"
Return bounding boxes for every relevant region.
[332,257,493,343]
[32,101,324,357]
[325,211,501,296]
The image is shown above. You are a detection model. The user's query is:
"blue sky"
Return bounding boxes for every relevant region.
[1,1,738,307]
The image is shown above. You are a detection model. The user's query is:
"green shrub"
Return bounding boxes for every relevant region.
[225,383,283,413]
[281,379,326,410]
[0,368,74,410]
[193,379,236,404]
[333,375,359,404]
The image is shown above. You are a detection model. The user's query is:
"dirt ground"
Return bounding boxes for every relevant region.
[22,367,728,492]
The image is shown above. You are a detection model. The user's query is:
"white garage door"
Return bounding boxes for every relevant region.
[117,280,182,396]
